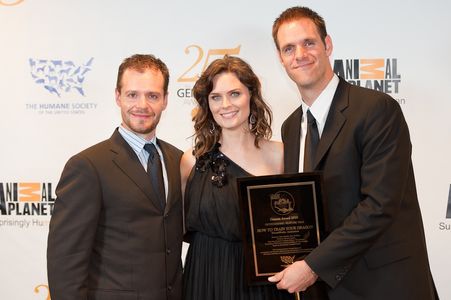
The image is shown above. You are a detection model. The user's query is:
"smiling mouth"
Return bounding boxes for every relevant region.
[220,111,238,118]
[295,61,314,69]
[132,112,152,118]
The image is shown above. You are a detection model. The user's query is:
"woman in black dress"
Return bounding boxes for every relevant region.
[180,55,292,300]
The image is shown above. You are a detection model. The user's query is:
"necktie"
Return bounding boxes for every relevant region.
[144,143,166,209]
[304,109,320,172]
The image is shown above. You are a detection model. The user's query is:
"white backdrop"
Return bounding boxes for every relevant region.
[1,0,450,299]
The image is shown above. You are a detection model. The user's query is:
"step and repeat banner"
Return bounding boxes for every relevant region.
[1,0,450,298]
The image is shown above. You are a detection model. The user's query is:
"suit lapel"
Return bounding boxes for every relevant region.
[283,106,302,173]
[109,130,163,211]
[313,78,349,169]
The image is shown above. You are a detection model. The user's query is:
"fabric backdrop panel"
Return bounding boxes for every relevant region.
[0,0,450,299]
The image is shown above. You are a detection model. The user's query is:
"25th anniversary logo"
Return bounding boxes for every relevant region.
[176,45,241,103]
[0,0,25,6]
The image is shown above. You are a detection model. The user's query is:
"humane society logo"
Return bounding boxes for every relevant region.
[26,57,98,115]
[29,57,93,97]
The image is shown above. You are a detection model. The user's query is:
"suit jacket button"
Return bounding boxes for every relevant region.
[167,285,172,291]
[166,249,171,254]
[335,274,342,281]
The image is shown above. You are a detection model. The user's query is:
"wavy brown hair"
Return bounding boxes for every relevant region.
[192,55,272,158]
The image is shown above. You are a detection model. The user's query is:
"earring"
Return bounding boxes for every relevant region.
[209,122,216,134]
[249,113,256,130]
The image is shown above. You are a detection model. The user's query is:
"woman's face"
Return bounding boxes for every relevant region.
[208,72,251,133]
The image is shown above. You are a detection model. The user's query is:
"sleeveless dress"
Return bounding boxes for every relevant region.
[183,146,292,300]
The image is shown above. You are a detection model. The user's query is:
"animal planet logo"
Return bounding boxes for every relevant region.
[446,185,451,218]
[333,58,401,95]
[439,184,451,231]
[29,58,93,97]
[0,182,55,216]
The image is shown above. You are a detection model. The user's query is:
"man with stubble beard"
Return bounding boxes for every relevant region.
[47,54,183,300]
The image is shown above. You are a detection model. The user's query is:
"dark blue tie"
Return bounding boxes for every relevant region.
[144,143,166,209]
[304,109,319,172]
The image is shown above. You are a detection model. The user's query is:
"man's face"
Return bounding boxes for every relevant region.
[115,68,167,140]
[277,18,333,94]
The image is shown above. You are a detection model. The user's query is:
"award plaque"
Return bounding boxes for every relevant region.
[237,172,325,285]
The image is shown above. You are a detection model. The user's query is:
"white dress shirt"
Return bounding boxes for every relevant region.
[298,74,339,172]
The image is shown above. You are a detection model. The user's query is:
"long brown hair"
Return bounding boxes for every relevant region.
[192,55,272,158]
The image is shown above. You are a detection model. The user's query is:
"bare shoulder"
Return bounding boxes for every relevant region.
[180,148,196,176]
[261,139,283,156]
[180,148,196,195]
[260,139,284,173]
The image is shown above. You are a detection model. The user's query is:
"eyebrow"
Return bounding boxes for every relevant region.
[282,37,317,48]
[210,88,242,95]
[303,38,316,43]
[124,89,161,95]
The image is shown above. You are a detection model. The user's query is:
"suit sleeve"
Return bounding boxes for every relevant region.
[305,96,413,287]
[47,154,102,300]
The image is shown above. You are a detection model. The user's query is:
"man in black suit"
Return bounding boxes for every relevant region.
[268,6,437,299]
[47,54,183,300]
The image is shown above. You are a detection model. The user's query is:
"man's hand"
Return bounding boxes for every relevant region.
[268,260,318,293]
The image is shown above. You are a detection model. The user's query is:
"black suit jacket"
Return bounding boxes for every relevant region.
[47,129,183,300]
[282,78,436,299]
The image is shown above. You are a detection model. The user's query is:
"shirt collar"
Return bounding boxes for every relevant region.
[301,74,339,128]
[118,125,157,153]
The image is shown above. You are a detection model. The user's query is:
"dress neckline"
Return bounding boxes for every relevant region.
[194,143,253,188]
[218,150,253,177]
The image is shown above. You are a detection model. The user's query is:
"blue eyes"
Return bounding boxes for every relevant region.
[283,46,295,55]
[282,41,315,55]
[126,93,160,101]
[209,91,241,101]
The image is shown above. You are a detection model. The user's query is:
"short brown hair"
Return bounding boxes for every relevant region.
[192,55,273,157]
[116,54,169,94]
[272,6,328,50]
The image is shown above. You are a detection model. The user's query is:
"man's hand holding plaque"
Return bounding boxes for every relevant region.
[268,260,318,292]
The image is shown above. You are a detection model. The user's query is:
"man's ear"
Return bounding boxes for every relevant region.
[162,93,168,110]
[325,35,333,56]
[115,89,121,106]
[277,49,285,67]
